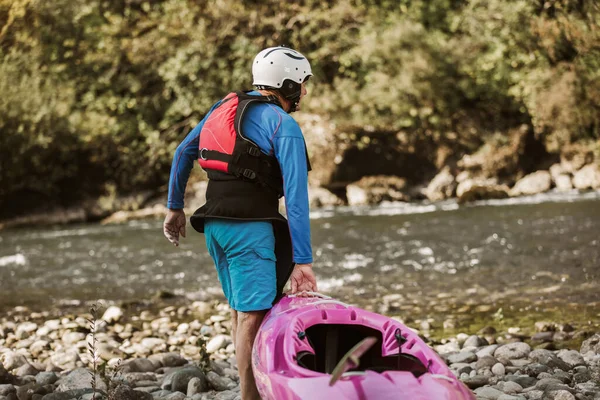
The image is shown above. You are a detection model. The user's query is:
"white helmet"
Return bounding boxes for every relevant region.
[252,46,312,89]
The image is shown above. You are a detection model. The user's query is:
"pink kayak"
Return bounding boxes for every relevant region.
[253,293,476,400]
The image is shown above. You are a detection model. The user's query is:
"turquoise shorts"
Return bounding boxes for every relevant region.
[204,219,277,312]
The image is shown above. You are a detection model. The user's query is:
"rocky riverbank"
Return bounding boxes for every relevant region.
[0,301,599,400]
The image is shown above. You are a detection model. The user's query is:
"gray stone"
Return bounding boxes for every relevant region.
[473,386,504,399]
[491,362,505,376]
[580,334,600,355]
[494,342,531,360]
[1,353,28,372]
[41,389,94,400]
[497,395,525,400]
[148,353,188,369]
[557,350,586,368]
[497,380,523,394]
[149,390,173,398]
[525,390,544,400]
[16,382,49,400]
[572,370,591,384]
[476,345,499,359]
[206,371,236,392]
[447,351,477,364]
[108,384,153,400]
[461,375,489,389]
[187,377,209,396]
[55,368,107,392]
[164,393,187,400]
[523,363,549,376]
[0,386,15,396]
[121,359,158,373]
[463,335,488,348]
[528,349,571,371]
[550,390,576,400]
[35,372,59,386]
[206,335,230,354]
[505,374,537,388]
[101,306,124,324]
[15,363,39,377]
[171,367,206,394]
[552,370,571,384]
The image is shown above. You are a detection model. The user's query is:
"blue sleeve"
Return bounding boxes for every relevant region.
[273,121,313,264]
[166,105,218,209]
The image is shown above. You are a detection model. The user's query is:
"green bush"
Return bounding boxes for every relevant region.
[0,0,598,217]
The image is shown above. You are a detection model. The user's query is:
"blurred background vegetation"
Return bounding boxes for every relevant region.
[1,0,599,219]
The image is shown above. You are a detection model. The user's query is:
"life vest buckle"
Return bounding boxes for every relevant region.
[248,146,261,157]
[242,169,257,180]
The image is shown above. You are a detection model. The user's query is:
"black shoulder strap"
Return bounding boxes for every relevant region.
[233,91,282,139]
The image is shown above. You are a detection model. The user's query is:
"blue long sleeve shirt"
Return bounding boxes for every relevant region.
[166,92,313,264]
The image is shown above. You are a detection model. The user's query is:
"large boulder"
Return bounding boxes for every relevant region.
[560,145,594,173]
[424,166,456,201]
[457,180,510,204]
[573,164,600,190]
[549,164,573,191]
[346,176,411,206]
[457,125,550,186]
[510,170,552,196]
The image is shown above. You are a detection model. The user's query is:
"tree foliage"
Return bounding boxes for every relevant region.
[0,0,598,215]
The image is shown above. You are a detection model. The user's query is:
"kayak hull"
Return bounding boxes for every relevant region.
[253,295,475,400]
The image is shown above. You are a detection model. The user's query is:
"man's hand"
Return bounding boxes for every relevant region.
[290,263,317,294]
[163,209,186,246]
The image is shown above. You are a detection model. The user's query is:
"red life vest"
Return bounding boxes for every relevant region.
[198,91,284,194]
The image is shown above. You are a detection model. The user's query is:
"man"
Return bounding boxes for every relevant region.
[163,46,318,400]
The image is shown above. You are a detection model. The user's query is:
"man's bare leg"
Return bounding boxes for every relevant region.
[236,310,267,400]
[230,309,238,348]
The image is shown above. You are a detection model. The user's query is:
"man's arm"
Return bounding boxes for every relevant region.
[164,104,219,245]
[273,133,313,264]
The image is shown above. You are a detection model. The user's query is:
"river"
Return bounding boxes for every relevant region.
[1,190,599,336]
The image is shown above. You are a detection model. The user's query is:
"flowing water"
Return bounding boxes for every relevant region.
[1,190,599,335]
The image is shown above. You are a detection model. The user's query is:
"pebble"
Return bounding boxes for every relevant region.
[1,305,599,400]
